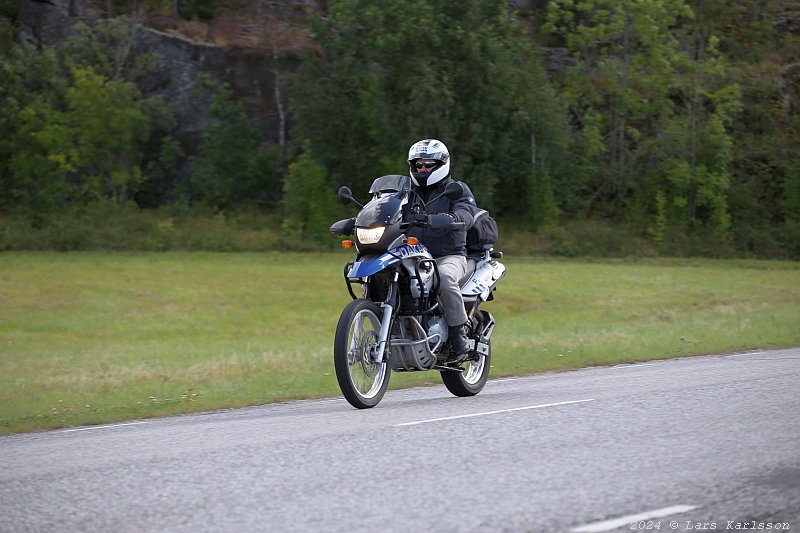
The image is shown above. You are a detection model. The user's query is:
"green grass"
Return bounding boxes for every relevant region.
[1,252,799,434]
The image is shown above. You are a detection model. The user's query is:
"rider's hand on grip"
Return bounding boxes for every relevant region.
[413,213,430,227]
[428,213,465,230]
[412,213,464,230]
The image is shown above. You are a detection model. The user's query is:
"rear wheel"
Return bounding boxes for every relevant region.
[441,341,491,397]
[334,299,391,408]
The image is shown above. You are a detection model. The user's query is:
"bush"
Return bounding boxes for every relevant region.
[0,205,282,252]
[1,208,796,259]
[281,141,339,248]
[731,224,788,259]
[778,221,800,260]
[534,221,655,258]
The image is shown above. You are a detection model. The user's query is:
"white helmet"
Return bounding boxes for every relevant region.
[408,139,450,188]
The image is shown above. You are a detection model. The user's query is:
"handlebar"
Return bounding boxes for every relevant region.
[410,213,465,230]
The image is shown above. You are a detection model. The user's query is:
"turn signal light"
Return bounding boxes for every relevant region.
[342,240,354,248]
[405,237,419,245]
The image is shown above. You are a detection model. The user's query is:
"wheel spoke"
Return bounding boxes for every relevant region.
[346,310,386,399]
[463,355,485,385]
[335,300,391,408]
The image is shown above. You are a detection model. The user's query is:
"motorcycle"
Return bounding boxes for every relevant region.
[329,174,506,408]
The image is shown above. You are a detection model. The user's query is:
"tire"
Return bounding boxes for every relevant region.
[334,299,391,408]
[440,341,491,397]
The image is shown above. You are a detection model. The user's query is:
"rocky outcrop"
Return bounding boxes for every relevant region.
[17,0,79,46]
[14,0,313,154]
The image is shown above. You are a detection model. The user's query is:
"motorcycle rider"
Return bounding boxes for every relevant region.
[406,139,478,358]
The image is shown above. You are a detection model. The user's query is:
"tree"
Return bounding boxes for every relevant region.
[518,60,569,229]
[544,0,693,217]
[282,140,337,244]
[713,1,800,257]
[632,2,745,242]
[70,68,149,204]
[135,97,183,208]
[180,75,278,208]
[288,0,569,221]
[62,18,152,83]
[61,17,182,208]
[9,67,150,207]
[655,45,741,238]
[0,21,67,210]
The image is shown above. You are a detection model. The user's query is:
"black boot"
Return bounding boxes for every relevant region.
[449,324,470,358]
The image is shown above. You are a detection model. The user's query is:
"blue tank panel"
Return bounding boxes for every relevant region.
[347,243,431,278]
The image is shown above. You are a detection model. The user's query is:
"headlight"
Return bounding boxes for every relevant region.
[356,226,385,244]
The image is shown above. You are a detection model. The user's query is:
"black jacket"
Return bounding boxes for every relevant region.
[407,177,479,258]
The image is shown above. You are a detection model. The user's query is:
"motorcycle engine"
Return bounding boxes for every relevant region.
[406,261,435,299]
[427,316,449,347]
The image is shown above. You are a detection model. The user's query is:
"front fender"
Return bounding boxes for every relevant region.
[347,243,431,278]
[348,254,397,278]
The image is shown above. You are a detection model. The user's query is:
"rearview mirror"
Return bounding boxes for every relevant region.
[337,186,354,204]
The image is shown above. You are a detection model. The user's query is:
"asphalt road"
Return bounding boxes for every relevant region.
[1,348,799,533]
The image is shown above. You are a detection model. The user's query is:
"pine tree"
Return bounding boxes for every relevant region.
[282,140,337,244]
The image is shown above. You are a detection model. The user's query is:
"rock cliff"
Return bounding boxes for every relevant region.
[14,0,317,153]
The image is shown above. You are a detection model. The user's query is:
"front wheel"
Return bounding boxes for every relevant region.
[334,299,391,408]
[441,342,491,397]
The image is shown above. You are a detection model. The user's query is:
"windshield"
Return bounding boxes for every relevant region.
[368,175,411,195]
[355,193,405,228]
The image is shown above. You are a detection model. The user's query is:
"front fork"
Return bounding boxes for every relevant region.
[371,271,399,363]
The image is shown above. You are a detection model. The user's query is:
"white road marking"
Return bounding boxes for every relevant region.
[490,377,527,383]
[58,421,150,433]
[607,362,659,369]
[570,505,699,533]
[394,399,595,427]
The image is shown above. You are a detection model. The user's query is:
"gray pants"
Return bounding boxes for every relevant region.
[436,255,469,327]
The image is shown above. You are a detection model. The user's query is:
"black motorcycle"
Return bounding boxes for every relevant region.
[330,174,506,408]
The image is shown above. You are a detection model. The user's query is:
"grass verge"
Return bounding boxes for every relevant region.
[1,252,798,434]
